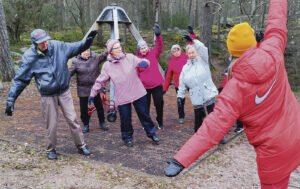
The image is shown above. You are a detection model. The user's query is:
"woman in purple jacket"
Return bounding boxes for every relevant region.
[89,39,159,147]
[69,48,108,133]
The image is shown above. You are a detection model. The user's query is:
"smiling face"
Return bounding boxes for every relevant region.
[172,48,181,57]
[187,47,198,60]
[37,40,48,51]
[81,49,91,59]
[111,42,122,56]
[139,46,149,56]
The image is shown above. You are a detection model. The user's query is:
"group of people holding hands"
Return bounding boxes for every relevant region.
[5,0,300,187]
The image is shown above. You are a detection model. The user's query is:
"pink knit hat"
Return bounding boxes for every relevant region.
[106,39,120,54]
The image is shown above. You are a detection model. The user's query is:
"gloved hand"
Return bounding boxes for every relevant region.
[138,61,148,68]
[162,91,166,95]
[187,26,194,34]
[5,101,14,116]
[153,24,161,36]
[88,96,94,105]
[255,31,264,43]
[182,32,193,42]
[164,158,185,177]
[87,30,98,40]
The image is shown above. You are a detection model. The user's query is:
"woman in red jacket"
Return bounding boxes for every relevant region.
[164,0,300,188]
[163,44,188,124]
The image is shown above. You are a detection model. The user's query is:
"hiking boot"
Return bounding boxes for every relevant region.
[47,150,57,160]
[100,122,108,131]
[78,146,91,156]
[234,127,244,133]
[178,118,184,124]
[158,124,164,130]
[82,125,89,133]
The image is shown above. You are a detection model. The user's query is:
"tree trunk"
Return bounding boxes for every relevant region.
[56,0,64,30]
[195,0,199,27]
[154,0,160,24]
[0,0,15,81]
[97,0,104,47]
[188,0,193,26]
[200,0,216,61]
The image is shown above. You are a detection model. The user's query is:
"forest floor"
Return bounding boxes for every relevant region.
[1,59,300,189]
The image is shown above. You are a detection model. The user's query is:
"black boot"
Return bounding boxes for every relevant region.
[148,134,160,143]
[82,125,89,133]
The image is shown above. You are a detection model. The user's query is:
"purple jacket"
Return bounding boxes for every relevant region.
[69,51,108,97]
[137,35,164,89]
[90,53,149,106]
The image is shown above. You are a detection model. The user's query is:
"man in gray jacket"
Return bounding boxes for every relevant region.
[5,29,97,160]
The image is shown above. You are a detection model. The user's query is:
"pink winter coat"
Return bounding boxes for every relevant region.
[174,0,300,184]
[90,53,149,106]
[163,53,188,91]
[137,35,164,89]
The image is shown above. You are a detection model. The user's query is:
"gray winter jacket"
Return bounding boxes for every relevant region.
[7,39,92,102]
[177,40,218,108]
[69,51,108,97]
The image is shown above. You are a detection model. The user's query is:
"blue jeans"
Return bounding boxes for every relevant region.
[118,95,156,142]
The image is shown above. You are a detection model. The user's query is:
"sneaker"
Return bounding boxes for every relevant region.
[47,150,57,160]
[148,134,160,143]
[100,122,108,131]
[178,118,184,124]
[158,124,164,130]
[234,127,244,133]
[124,140,133,147]
[82,125,89,133]
[78,146,91,156]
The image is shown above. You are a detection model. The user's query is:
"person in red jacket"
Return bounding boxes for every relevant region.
[163,44,188,124]
[137,24,165,129]
[164,0,300,188]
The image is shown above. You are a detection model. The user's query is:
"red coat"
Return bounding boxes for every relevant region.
[163,53,188,90]
[174,0,300,184]
[137,35,164,89]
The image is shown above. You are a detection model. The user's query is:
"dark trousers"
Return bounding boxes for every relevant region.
[146,86,164,126]
[194,103,215,133]
[79,94,104,125]
[118,95,156,142]
[175,88,185,119]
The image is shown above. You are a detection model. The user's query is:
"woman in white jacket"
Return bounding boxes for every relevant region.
[178,36,224,144]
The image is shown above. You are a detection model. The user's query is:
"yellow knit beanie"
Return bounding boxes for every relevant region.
[227,23,257,57]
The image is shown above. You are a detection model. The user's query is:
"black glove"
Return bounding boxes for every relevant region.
[5,101,14,116]
[87,30,98,40]
[187,26,194,34]
[255,31,264,43]
[164,158,185,177]
[153,24,161,36]
[162,91,166,95]
[182,32,193,42]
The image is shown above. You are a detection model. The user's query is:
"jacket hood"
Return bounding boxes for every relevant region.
[233,47,276,84]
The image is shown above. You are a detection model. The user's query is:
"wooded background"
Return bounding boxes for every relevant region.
[0,0,300,90]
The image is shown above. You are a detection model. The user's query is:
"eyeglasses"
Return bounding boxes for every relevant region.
[112,46,121,50]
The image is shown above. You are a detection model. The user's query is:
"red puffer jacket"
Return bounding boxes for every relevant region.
[163,53,188,90]
[174,0,300,184]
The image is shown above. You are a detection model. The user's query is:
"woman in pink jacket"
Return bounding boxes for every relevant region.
[89,39,159,147]
[137,24,165,129]
[164,0,300,188]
